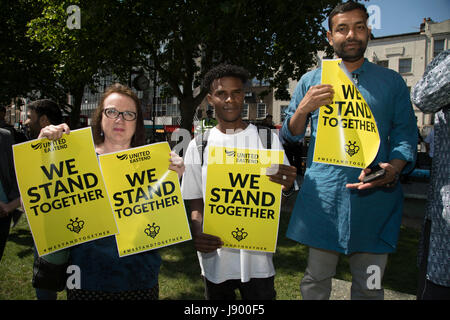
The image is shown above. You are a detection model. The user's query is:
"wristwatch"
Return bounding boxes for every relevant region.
[282,185,295,197]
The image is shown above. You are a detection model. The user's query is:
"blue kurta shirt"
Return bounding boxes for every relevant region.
[281,59,417,254]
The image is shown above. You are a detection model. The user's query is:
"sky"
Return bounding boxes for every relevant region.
[322,0,450,37]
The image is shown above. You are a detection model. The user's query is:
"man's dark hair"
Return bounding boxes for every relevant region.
[27,99,62,125]
[203,64,249,93]
[328,1,369,31]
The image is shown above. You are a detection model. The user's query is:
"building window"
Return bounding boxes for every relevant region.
[376,60,389,68]
[256,103,266,119]
[241,103,249,119]
[155,104,166,116]
[399,58,412,74]
[433,39,445,58]
[166,104,180,117]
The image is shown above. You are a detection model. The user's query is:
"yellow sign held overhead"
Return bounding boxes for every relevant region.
[13,128,118,257]
[203,146,284,253]
[98,142,191,257]
[313,59,380,169]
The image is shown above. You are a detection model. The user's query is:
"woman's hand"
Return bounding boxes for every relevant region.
[0,198,20,218]
[266,164,297,191]
[169,151,185,179]
[38,123,71,140]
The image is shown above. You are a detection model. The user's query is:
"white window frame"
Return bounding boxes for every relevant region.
[241,103,249,120]
[256,103,266,119]
[399,58,412,74]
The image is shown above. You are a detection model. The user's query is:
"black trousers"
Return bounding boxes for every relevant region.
[203,276,276,300]
[0,215,12,262]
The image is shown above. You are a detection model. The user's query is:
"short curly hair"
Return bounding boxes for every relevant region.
[203,64,249,93]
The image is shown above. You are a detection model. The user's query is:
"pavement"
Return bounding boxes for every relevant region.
[330,278,416,300]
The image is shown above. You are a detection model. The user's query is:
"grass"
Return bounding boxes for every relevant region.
[0,208,420,300]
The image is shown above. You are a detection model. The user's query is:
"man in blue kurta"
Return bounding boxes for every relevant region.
[280,1,417,300]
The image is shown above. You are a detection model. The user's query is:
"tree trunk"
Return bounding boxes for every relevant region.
[179,96,196,133]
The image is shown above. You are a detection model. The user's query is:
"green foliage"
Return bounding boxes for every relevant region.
[0,0,56,105]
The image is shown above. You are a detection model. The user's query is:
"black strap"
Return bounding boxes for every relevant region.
[195,129,211,166]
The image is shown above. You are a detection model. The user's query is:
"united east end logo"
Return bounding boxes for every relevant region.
[344,140,360,157]
[67,217,85,233]
[116,150,151,164]
[224,149,259,164]
[144,222,160,238]
[31,138,68,153]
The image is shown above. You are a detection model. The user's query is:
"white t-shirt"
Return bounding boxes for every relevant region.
[181,124,288,284]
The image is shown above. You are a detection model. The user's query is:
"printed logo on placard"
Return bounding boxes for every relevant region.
[31,139,68,153]
[117,150,151,163]
[144,223,160,239]
[224,149,236,157]
[232,227,248,242]
[344,140,360,157]
[224,150,259,164]
[116,154,128,160]
[67,217,85,233]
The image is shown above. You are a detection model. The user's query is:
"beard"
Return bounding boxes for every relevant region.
[334,40,367,62]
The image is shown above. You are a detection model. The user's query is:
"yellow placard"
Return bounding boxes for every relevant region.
[13,128,118,257]
[314,59,380,168]
[203,146,284,253]
[98,142,191,257]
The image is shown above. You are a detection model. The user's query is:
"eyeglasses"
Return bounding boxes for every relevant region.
[103,108,137,121]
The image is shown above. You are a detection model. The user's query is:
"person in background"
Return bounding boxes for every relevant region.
[0,129,21,262]
[411,49,449,300]
[23,99,63,300]
[199,109,218,134]
[423,127,434,159]
[37,83,185,300]
[0,106,27,144]
[262,114,275,129]
[25,99,63,140]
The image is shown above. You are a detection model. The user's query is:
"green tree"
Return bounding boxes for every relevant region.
[23,0,340,131]
[26,0,143,128]
[135,0,340,131]
[0,0,58,107]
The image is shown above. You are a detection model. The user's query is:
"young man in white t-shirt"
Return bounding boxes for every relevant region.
[181,64,297,300]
